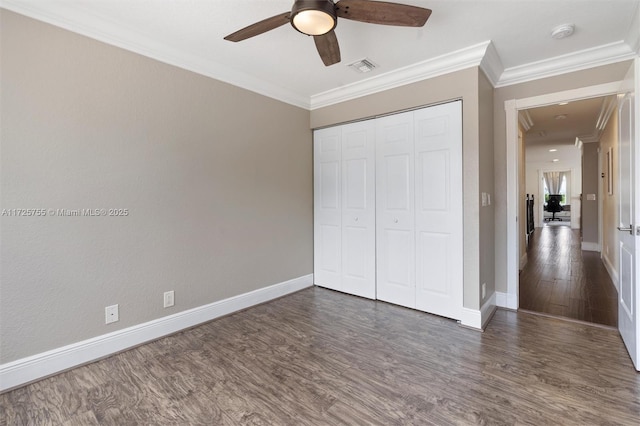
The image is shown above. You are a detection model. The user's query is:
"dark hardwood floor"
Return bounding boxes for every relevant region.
[2,287,639,425]
[519,224,618,327]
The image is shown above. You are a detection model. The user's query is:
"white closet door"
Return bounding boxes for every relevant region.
[376,111,416,308]
[414,101,463,319]
[314,127,342,291]
[341,121,376,299]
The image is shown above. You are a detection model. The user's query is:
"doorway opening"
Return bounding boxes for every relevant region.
[504,82,622,314]
[518,97,618,327]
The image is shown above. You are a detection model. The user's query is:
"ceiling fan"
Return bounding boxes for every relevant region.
[224,0,432,66]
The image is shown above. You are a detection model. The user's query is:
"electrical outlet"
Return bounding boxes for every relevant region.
[164,291,175,308]
[482,283,486,299]
[105,304,119,324]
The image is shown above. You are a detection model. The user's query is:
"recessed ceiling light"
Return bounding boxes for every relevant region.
[555,114,567,120]
[552,159,560,162]
[551,24,575,39]
[549,149,558,152]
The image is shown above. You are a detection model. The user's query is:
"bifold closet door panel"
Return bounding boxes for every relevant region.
[315,101,462,318]
[375,110,416,308]
[414,101,463,319]
[314,122,376,298]
[314,126,342,291]
[341,121,376,299]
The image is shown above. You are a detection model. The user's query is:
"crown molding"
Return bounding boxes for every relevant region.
[595,95,617,131]
[3,0,637,111]
[496,41,636,88]
[578,134,601,143]
[518,110,534,132]
[479,41,504,87]
[0,1,311,109]
[626,2,640,54]
[1,1,497,110]
[310,41,493,110]
[574,96,617,143]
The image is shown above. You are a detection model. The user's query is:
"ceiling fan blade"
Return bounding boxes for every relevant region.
[224,12,291,42]
[335,0,431,27]
[314,30,341,66]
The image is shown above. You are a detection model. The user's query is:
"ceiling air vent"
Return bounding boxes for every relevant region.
[349,58,377,73]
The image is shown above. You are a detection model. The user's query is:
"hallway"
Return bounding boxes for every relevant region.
[519,225,618,327]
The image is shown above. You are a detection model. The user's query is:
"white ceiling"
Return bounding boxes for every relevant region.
[523,94,617,164]
[525,142,582,167]
[526,98,604,144]
[2,0,639,109]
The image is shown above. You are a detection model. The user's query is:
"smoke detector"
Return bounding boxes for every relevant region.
[551,24,574,39]
[349,58,377,73]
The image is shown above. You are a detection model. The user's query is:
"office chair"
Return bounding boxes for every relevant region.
[545,194,563,221]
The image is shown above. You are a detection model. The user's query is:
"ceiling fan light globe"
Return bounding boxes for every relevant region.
[293,10,335,35]
[290,0,337,36]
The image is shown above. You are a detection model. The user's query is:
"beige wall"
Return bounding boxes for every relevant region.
[601,108,620,277]
[312,67,490,310]
[478,70,495,306]
[493,61,632,293]
[582,143,600,246]
[0,11,313,363]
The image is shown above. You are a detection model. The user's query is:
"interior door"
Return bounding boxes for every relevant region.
[618,58,640,371]
[341,121,376,299]
[376,110,416,308]
[314,126,342,291]
[414,101,463,319]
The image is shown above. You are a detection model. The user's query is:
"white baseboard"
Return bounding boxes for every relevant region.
[461,290,496,331]
[481,292,497,329]
[581,242,601,252]
[460,307,482,330]
[496,291,518,310]
[602,252,619,292]
[519,252,528,269]
[0,274,313,393]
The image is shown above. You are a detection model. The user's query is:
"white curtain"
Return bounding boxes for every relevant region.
[544,171,566,194]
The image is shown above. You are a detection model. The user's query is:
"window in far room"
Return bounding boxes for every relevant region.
[544,174,567,204]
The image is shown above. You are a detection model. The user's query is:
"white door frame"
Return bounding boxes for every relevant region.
[505,82,621,309]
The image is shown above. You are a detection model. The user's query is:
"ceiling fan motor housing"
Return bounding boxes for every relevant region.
[290,0,338,35]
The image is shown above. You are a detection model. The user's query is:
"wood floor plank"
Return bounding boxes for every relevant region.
[2,287,639,424]
[60,410,100,426]
[520,225,618,326]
